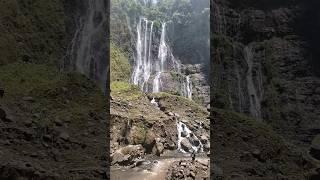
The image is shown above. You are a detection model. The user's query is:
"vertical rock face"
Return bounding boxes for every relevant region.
[212,0,320,145]
[63,0,109,92]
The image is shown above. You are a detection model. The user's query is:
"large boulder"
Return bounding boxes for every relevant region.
[180,138,193,153]
[111,145,145,166]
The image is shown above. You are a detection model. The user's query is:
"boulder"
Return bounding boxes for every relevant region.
[143,130,156,152]
[111,145,145,166]
[180,138,193,152]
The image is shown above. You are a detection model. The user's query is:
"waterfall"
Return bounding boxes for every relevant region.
[152,22,168,93]
[186,75,192,99]
[65,0,108,92]
[176,121,203,153]
[130,18,193,98]
[131,18,154,91]
[244,46,262,120]
[182,75,192,99]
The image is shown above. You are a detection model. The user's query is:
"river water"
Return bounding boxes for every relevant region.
[111,156,209,180]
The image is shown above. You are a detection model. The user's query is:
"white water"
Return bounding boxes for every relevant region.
[244,46,262,120]
[130,18,193,98]
[186,75,192,99]
[176,121,203,153]
[65,0,107,92]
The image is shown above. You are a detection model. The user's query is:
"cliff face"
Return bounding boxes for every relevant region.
[0,1,109,179]
[62,0,109,92]
[212,0,320,147]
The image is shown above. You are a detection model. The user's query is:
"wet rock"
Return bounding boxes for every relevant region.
[200,134,209,144]
[111,145,144,166]
[180,138,193,152]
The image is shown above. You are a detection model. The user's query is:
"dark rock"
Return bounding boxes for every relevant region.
[0,88,4,98]
[59,132,70,141]
[22,97,35,102]
[310,135,320,160]
[0,108,7,120]
[180,138,193,153]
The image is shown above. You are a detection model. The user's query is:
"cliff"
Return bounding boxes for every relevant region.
[212,0,320,178]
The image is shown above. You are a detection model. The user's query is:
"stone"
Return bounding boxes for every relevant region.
[155,142,164,155]
[180,138,193,152]
[59,132,70,141]
[111,145,144,165]
[24,120,33,127]
[22,96,35,102]
[54,118,64,126]
[0,108,6,120]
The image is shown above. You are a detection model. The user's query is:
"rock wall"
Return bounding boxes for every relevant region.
[212,0,320,146]
[62,0,109,92]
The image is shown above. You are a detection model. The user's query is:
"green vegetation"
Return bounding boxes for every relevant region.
[152,92,208,118]
[0,62,106,128]
[111,0,209,65]
[0,0,65,66]
[110,42,132,82]
[111,81,143,100]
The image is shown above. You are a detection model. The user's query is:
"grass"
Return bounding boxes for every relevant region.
[0,62,106,127]
[111,81,143,100]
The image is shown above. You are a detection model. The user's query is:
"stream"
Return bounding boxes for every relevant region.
[111,156,209,180]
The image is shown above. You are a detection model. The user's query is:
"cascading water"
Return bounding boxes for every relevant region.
[131,17,154,91]
[244,46,262,120]
[176,121,203,153]
[131,18,193,98]
[64,0,108,92]
[152,22,168,93]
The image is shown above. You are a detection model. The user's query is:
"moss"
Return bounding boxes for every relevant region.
[111,81,142,100]
[110,42,132,82]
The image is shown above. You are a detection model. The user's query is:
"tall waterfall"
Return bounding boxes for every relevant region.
[64,0,108,92]
[131,18,154,91]
[131,17,192,98]
[244,46,261,119]
[153,22,168,93]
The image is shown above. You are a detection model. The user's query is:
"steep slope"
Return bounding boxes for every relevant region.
[0,63,108,179]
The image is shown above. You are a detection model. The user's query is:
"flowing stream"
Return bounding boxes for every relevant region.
[111,157,209,180]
